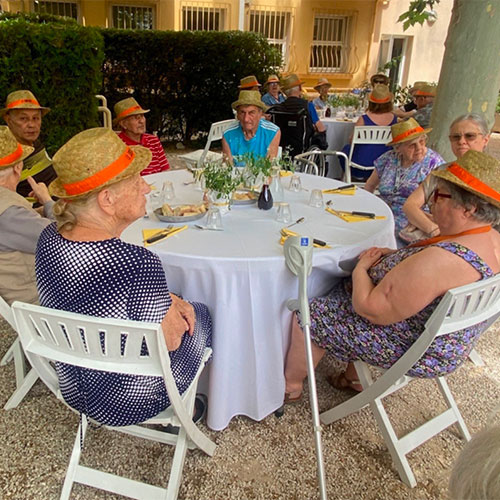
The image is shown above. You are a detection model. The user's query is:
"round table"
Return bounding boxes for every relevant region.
[122,169,396,430]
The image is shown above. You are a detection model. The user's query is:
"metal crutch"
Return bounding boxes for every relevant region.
[284,235,327,500]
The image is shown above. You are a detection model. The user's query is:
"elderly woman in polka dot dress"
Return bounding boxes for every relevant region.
[35,128,212,427]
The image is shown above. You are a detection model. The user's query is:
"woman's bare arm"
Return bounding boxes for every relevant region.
[364,169,380,193]
[403,181,439,235]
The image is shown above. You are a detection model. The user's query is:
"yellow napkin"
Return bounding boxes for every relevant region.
[142,225,187,247]
[279,228,331,248]
[325,207,386,222]
[279,170,293,177]
[322,187,356,196]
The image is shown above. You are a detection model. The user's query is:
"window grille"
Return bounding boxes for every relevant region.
[112,5,154,30]
[248,9,291,67]
[309,14,352,73]
[182,5,226,31]
[33,1,78,19]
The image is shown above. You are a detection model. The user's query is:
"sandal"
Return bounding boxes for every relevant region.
[327,372,363,393]
[284,391,303,405]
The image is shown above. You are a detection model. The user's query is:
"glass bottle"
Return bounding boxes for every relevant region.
[269,167,284,203]
[258,184,273,210]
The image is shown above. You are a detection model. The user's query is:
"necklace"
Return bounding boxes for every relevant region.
[409,225,492,247]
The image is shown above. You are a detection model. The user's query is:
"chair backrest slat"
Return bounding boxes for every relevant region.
[200,119,238,164]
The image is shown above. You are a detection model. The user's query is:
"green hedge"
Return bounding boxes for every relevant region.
[0,13,104,154]
[101,29,282,141]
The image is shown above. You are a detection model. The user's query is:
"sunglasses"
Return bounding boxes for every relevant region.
[449,132,483,142]
[432,188,452,204]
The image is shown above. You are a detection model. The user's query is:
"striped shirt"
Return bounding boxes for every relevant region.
[118,132,170,176]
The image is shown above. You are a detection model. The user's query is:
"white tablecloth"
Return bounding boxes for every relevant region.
[322,118,356,178]
[122,169,396,430]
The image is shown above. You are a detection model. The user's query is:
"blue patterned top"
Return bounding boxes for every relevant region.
[35,223,212,426]
[374,148,444,232]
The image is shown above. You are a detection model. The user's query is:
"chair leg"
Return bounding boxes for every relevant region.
[12,339,28,387]
[435,377,471,441]
[0,339,17,366]
[468,348,485,366]
[4,368,38,410]
[355,362,417,488]
[60,417,87,500]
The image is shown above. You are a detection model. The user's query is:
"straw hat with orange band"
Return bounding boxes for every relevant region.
[113,97,150,127]
[432,150,500,209]
[238,75,261,90]
[0,90,50,118]
[0,126,34,169]
[49,128,152,200]
[386,117,431,147]
[368,84,393,104]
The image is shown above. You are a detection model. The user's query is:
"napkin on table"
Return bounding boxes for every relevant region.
[142,225,188,247]
[325,207,385,223]
[322,187,356,196]
[279,228,331,248]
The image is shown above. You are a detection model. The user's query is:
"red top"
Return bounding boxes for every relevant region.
[118,131,170,176]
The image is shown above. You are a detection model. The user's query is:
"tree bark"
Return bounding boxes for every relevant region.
[428,0,500,160]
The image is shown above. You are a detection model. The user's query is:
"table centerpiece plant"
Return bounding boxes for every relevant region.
[202,160,242,213]
[236,152,274,191]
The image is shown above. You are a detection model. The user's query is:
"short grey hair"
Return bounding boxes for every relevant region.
[439,179,500,225]
[284,85,300,97]
[0,165,14,181]
[449,425,500,499]
[450,113,490,136]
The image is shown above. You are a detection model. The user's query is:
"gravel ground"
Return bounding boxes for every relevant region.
[1,316,499,500]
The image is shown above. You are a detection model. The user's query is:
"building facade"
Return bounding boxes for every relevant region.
[1,0,452,91]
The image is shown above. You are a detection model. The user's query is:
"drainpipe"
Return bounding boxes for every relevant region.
[238,0,245,31]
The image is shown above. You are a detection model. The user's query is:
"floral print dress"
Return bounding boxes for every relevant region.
[374,148,444,233]
[303,242,494,378]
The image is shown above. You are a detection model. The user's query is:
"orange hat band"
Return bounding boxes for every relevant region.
[0,143,23,166]
[63,147,136,196]
[392,126,425,143]
[7,98,41,109]
[369,94,390,103]
[415,92,434,97]
[240,83,260,89]
[116,105,143,121]
[447,163,500,203]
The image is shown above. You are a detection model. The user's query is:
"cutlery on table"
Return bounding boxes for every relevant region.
[286,217,305,229]
[183,181,196,185]
[325,202,376,219]
[144,225,174,244]
[194,224,223,231]
[280,228,327,247]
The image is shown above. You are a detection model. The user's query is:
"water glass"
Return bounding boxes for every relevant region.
[148,189,163,210]
[162,181,175,201]
[309,189,324,208]
[276,202,292,223]
[289,175,302,193]
[206,207,223,230]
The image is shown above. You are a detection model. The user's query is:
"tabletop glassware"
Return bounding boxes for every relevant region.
[161,181,175,202]
[289,175,302,193]
[309,189,324,208]
[206,207,223,230]
[276,202,292,223]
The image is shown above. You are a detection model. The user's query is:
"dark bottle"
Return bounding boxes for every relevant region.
[325,107,331,118]
[258,184,273,210]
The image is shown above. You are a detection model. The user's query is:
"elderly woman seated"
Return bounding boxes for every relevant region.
[35,128,212,426]
[284,150,500,401]
[0,126,54,304]
[365,117,444,237]
[402,113,491,242]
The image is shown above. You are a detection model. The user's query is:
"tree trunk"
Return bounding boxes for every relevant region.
[428,0,500,161]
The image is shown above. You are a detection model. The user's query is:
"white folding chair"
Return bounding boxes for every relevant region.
[0,295,39,410]
[344,126,392,184]
[320,274,500,488]
[11,301,215,500]
[178,119,237,168]
[294,149,349,177]
[96,95,112,130]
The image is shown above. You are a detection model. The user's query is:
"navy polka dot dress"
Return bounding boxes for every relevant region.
[36,224,212,427]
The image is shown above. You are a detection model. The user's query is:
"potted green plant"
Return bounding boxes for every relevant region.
[237,152,273,190]
[202,160,242,213]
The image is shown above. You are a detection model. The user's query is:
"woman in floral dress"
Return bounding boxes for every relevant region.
[284,150,500,401]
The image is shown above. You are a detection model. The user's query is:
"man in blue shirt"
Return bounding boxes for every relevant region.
[222,91,281,165]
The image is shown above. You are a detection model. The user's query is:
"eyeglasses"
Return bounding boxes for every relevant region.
[432,189,452,203]
[449,132,483,142]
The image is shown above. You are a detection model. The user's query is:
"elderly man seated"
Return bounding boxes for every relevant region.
[0,126,54,304]
[114,97,170,175]
[1,90,55,198]
[222,90,280,164]
[413,83,436,128]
